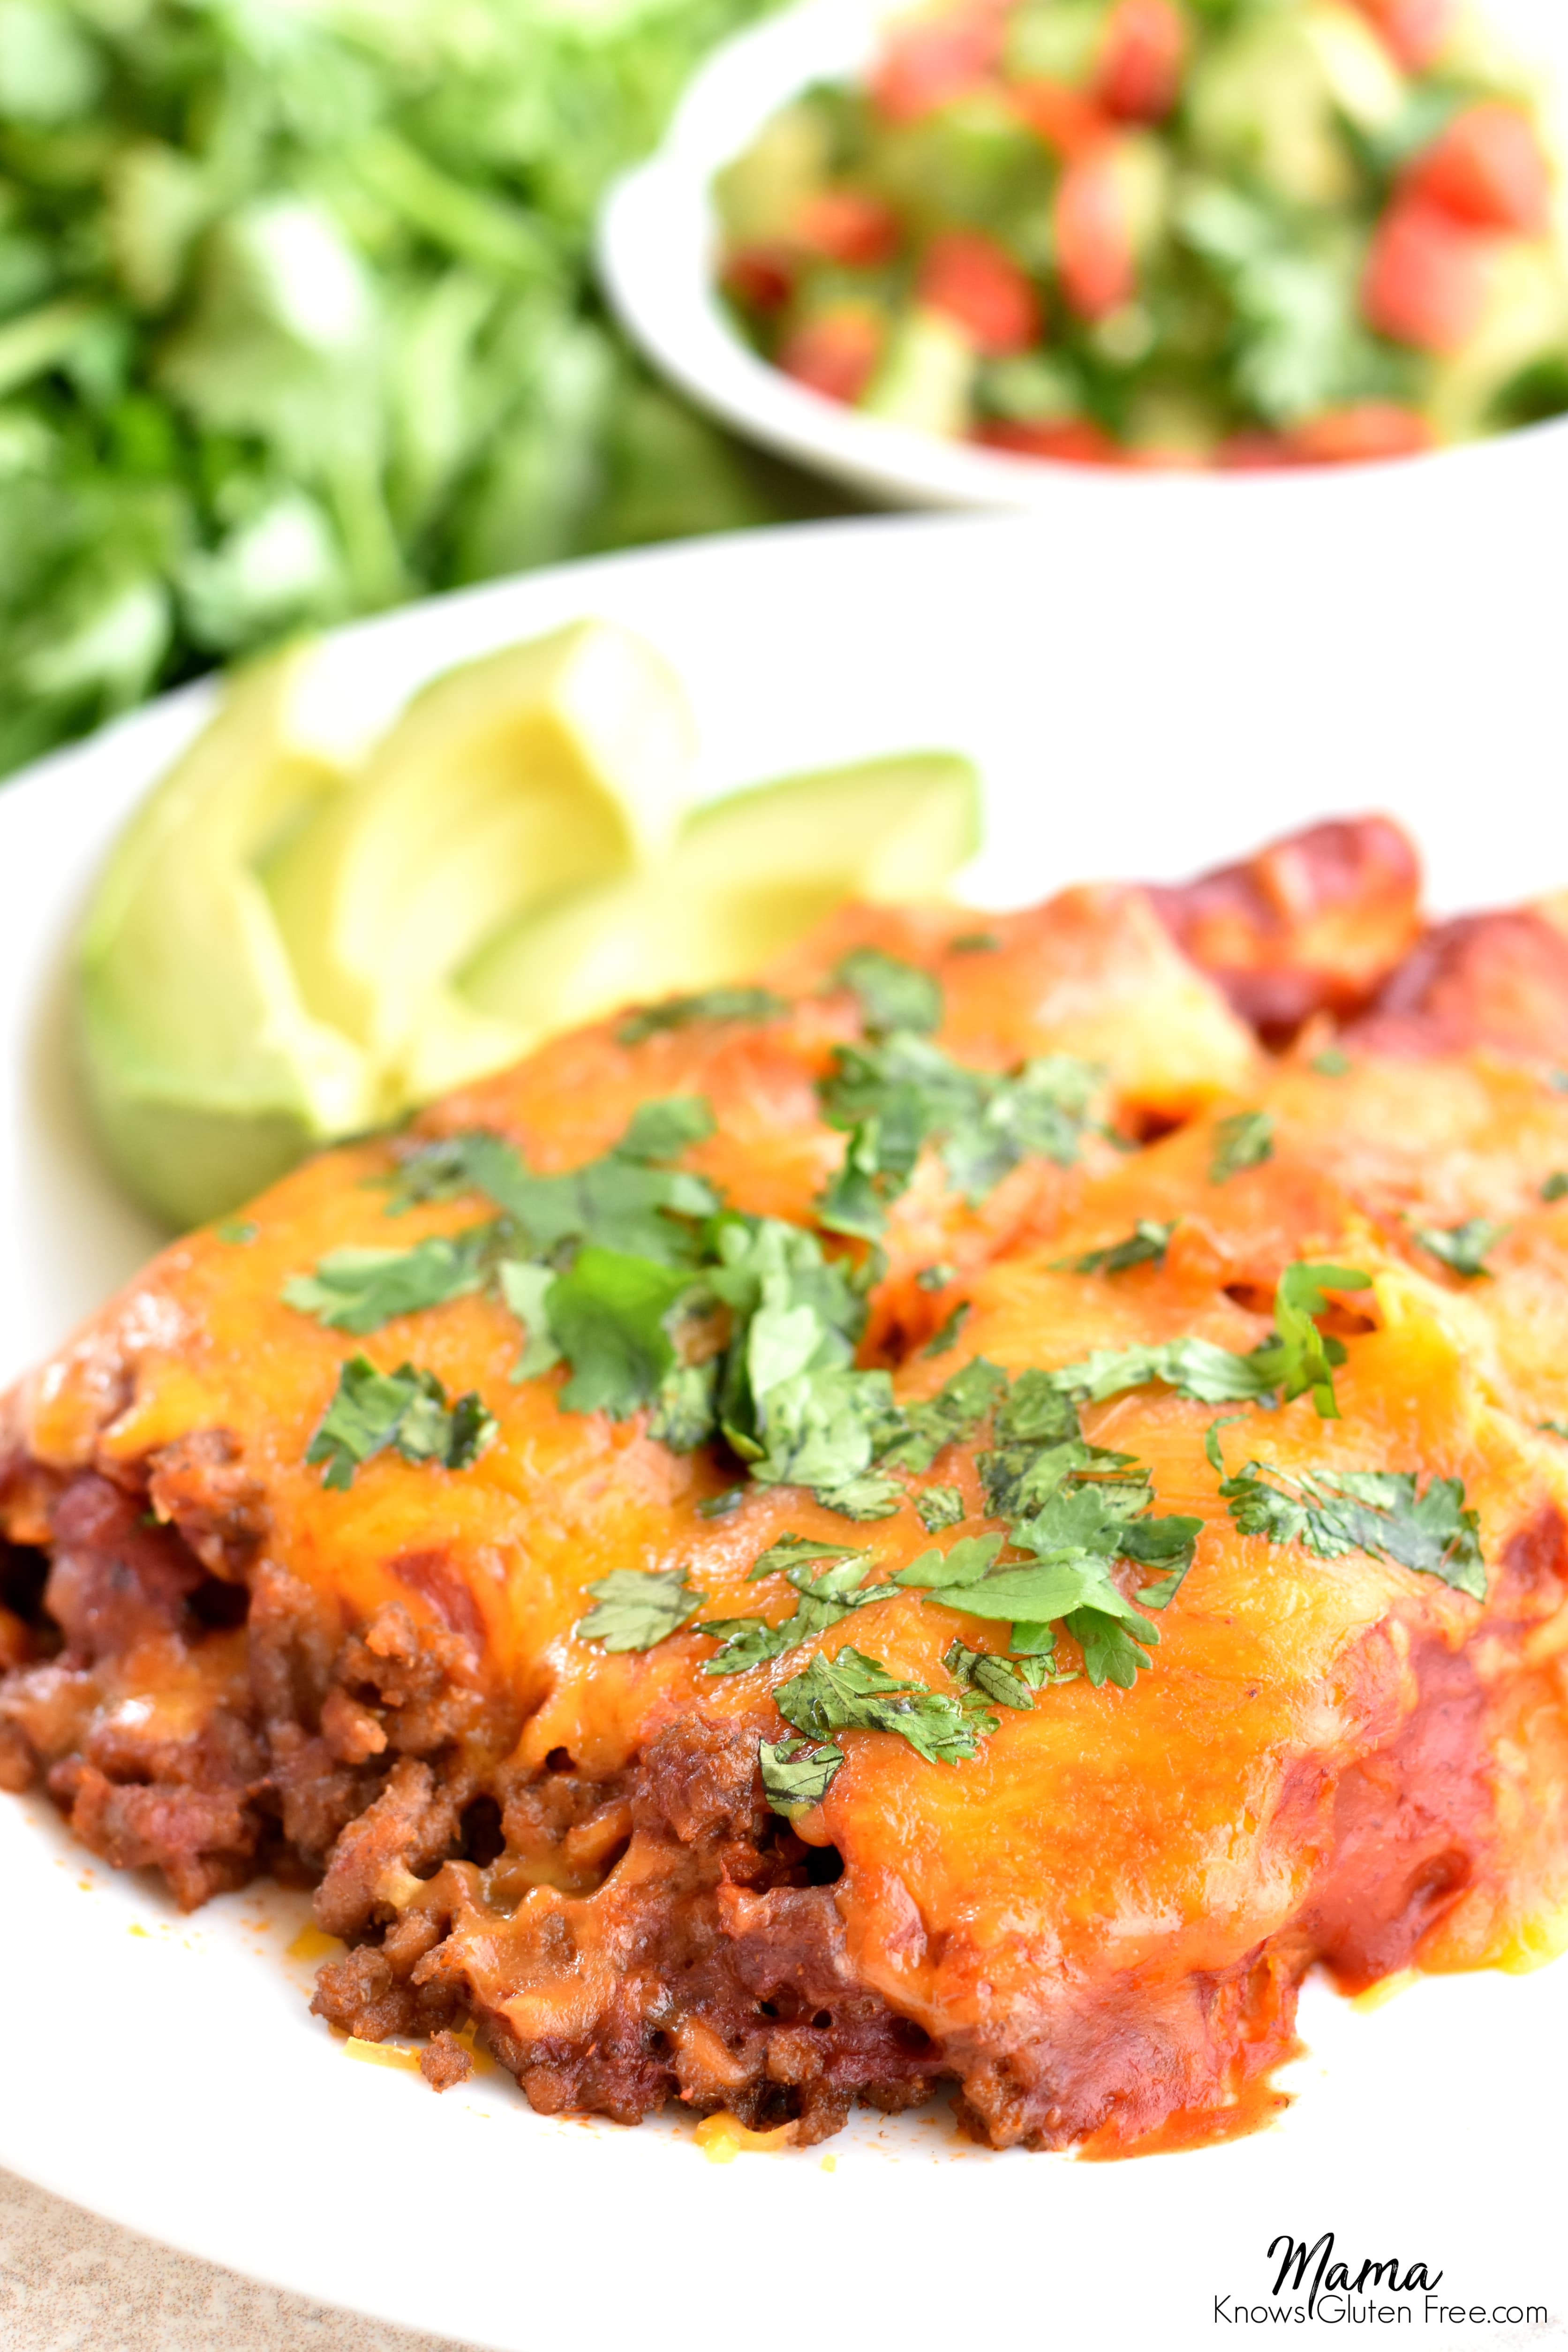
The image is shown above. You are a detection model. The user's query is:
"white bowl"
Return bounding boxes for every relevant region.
[598,0,1568,510]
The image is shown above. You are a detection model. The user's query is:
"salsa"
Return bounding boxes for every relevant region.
[716,0,1568,467]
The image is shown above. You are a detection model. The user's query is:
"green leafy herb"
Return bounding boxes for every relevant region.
[774,1645,991,1764]
[701,1550,882,1675]
[1311,1049,1351,1077]
[385,1103,717,1265]
[214,1220,258,1244]
[915,1484,966,1533]
[1058,1220,1176,1276]
[305,1356,496,1491]
[881,1357,1008,1474]
[916,1263,957,1291]
[284,1228,494,1334]
[943,1639,1053,1709]
[835,947,942,1038]
[758,1735,844,1817]
[546,1245,693,1418]
[1210,1110,1275,1184]
[1413,1218,1508,1279]
[699,1486,746,1518]
[577,1567,707,1652]
[1259,1261,1372,1418]
[948,931,1000,955]
[923,1301,971,1357]
[818,1032,1101,1237]
[1539,1420,1568,1442]
[1051,1336,1277,1409]
[1214,1445,1485,1599]
[497,1259,561,1381]
[1542,1173,1568,1203]
[616,988,789,1045]
[747,1533,868,1583]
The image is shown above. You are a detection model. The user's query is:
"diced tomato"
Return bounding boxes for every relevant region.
[918,230,1040,354]
[1010,76,1109,159]
[777,306,884,405]
[1351,0,1456,71]
[1402,102,1553,238]
[1217,431,1300,470]
[977,417,1122,464]
[872,3,1003,123]
[1361,197,1490,352]
[795,189,902,268]
[1289,404,1435,463]
[1096,0,1186,123]
[1054,146,1137,319]
[722,244,797,313]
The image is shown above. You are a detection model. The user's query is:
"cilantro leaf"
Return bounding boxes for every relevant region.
[881,1357,1008,1474]
[1254,1261,1372,1419]
[923,1301,971,1357]
[948,931,1000,954]
[1311,1049,1351,1076]
[917,1263,957,1291]
[701,1551,882,1676]
[1217,1455,1485,1598]
[616,988,788,1045]
[894,1532,1005,1588]
[1051,1336,1277,1408]
[1414,1218,1508,1279]
[284,1229,494,1334]
[497,1259,562,1381]
[577,1568,707,1652]
[547,1246,692,1418]
[1542,1172,1568,1203]
[915,1484,966,1532]
[1059,1220,1176,1276]
[215,1220,257,1244]
[748,1534,869,1583]
[305,1356,496,1490]
[774,1645,990,1764]
[385,1105,717,1266]
[1210,1110,1275,1184]
[835,946,942,1038]
[758,1735,844,1817]
[646,1361,720,1452]
[943,1639,1048,1709]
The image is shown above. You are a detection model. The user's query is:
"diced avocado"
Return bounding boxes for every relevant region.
[864,313,977,437]
[1428,243,1568,442]
[1187,4,1404,207]
[461,751,980,1044]
[714,101,834,243]
[264,619,697,1091]
[76,644,377,1230]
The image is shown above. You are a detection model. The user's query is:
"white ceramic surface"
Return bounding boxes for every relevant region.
[599,0,1568,512]
[2,510,1567,2352]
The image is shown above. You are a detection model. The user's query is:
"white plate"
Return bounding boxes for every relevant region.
[599,0,1568,512]
[2,509,1567,2352]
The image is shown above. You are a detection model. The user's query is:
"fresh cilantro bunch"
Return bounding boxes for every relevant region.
[306,1355,496,1488]
[0,0,834,777]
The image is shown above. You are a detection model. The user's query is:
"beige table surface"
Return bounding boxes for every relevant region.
[0,2170,475,2352]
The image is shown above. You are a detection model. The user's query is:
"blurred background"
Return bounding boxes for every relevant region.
[0,0,855,783]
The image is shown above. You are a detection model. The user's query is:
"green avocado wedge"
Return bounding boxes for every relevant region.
[76,646,378,1230]
[460,751,980,1052]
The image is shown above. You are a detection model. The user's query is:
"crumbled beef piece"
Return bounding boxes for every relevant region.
[145,1432,265,1580]
[48,1759,257,1911]
[314,1756,462,1938]
[420,2031,474,2091]
[45,1475,204,1663]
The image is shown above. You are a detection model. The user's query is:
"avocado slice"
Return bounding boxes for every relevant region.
[76,644,377,1230]
[264,619,698,1091]
[460,751,980,1047]
[1187,4,1404,207]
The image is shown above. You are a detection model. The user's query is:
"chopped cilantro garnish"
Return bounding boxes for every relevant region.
[1413,1218,1508,1279]
[305,1357,496,1491]
[1542,1173,1568,1203]
[916,1263,957,1291]
[616,988,788,1046]
[577,1567,707,1651]
[1050,1261,1370,1420]
[835,946,942,1038]
[384,1102,717,1265]
[882,1357,1008,1473]
[496,1259,561,1381]
[923,1301,971,1357]
[701,1549,882,1676]
[915,1485,966,1533]
[547,1246,693,1418]
[1539,1420,1568,1442]
[214,1220,257,1244]
[1211,1435,1485,1599]
[943,1639,1054,1708]
[284,1229,494,1334]
[774,1644,991,1764]
[818,1033,1100,1237]
[1310,1049,1351,1077]
[1058,1219,1176,1276]
[1210,1109,1275,1184]
[1264,1262,1372,1418]
[699,1486,746,1518]
[948,931,1000,955]
[758,1735,844,1817]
